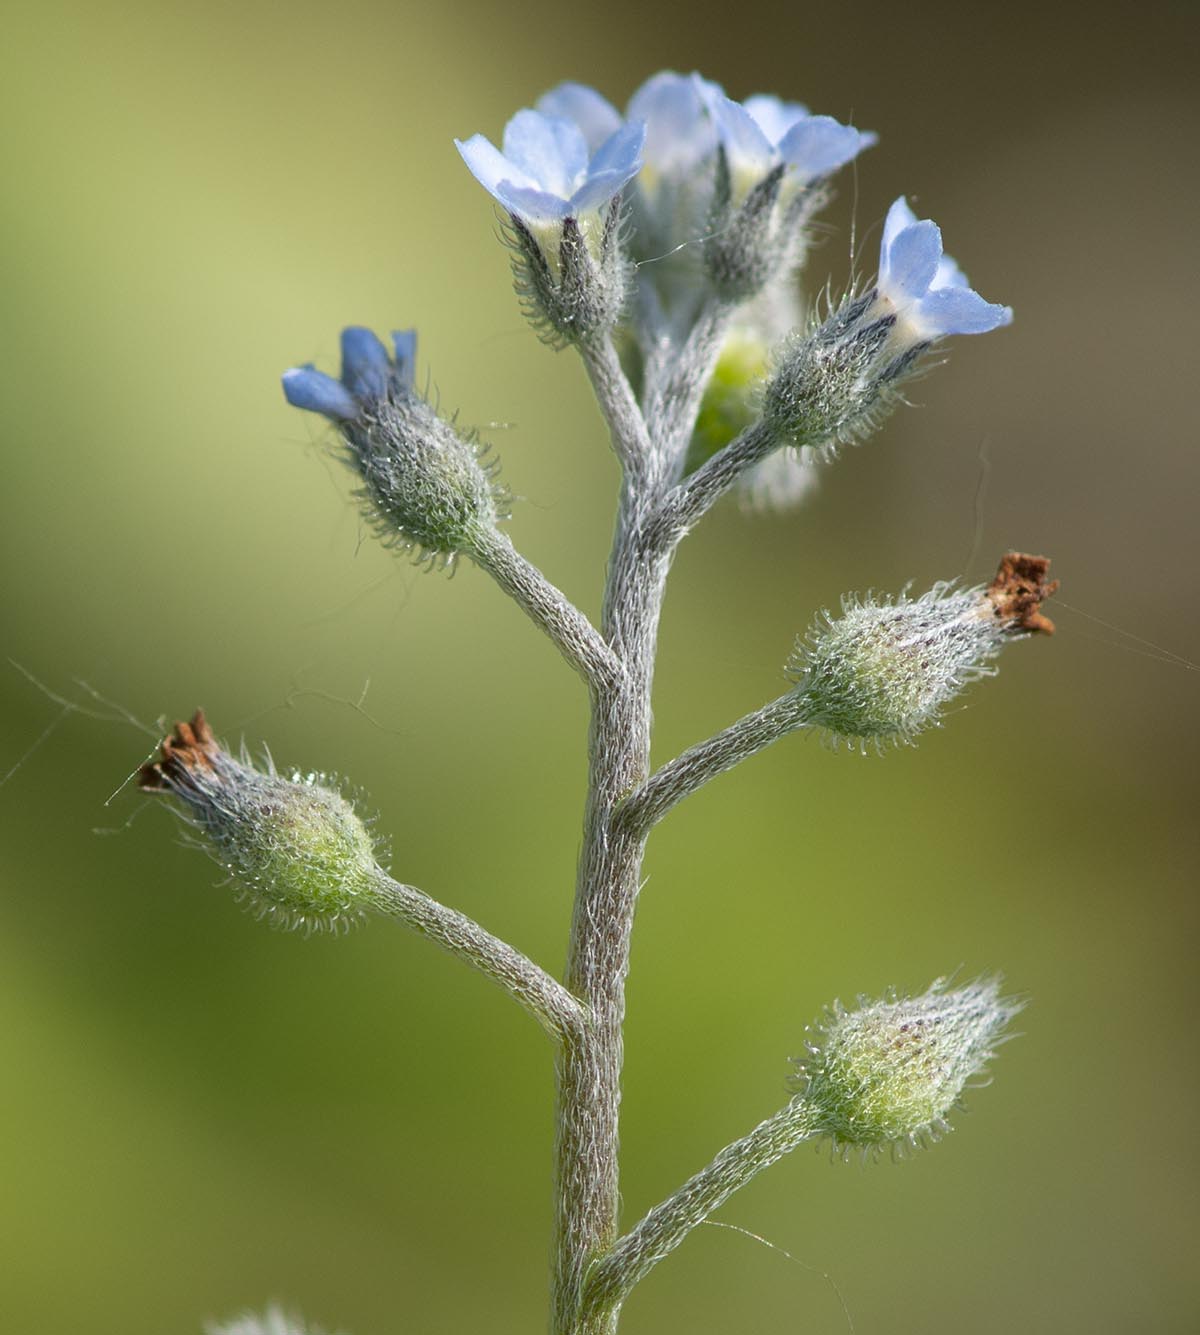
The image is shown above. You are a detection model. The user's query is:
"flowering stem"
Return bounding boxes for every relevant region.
[642,296,733,474]
[619,691,808,836]
[653,418,781,543]
[578,334,655,482]
[469,526,622,691]
[581,1097,819,1324]
[552,423,675,1333]
[369,869,586,1043]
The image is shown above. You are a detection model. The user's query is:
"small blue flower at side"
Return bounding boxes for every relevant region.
[875,197,1013,342]
[455,109,644,236]
[697,80,876,205]
[282,328,416,420]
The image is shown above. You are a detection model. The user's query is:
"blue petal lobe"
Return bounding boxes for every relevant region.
[340,327,390,399]
[706,91,776,174]
[628,72,716,172]
[778,117,876,179]
[570,167,636,215]
[882,197,920,257]
[536,83,622,151]
[932,254,970,289]
[588,119,645,182]
[494,181,572,223]
[883,219,942,301]
[456,134,535,200]
[502,110,587,197]
[916,287,1013,336]
[282,367,358,420]
[390,330,417,390]
[743,94,809,145]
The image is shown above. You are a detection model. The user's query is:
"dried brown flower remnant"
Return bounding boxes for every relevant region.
[138,709,219,791]
[985,552,1058,635]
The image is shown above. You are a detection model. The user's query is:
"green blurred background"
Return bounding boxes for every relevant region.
[2,1,1197,1331]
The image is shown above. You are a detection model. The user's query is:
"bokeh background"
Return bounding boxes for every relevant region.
[2,1,1197,1332]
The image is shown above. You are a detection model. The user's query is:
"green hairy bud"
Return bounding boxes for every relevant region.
[347,394,504,566]
[140,711,379,933]
[791,553,1057,748]
[796,977,1023,1151]
[507,210,630,347]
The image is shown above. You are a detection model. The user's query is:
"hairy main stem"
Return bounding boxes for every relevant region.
[552,466,672,1335]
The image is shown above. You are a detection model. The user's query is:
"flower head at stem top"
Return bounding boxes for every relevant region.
[455,108,645,265]
[874,196,1012,345]
[699,79,877,207]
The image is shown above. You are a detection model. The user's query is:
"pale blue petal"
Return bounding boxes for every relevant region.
[493,180,572,222]
[536,82,622,151]
[502,110,587,196]
[629,72,716,172]
[881,196,920,257]
[705,91,776,174]
[456,134,537,200]
[917,287,1013,336]
[339,327,390,399]
[778,117,876,179]
[390,330,417,390]
[588,119,645,181]
[883,219,942,301]
[569,167,635,215]
[932,254,970,289]
[282,366,358,420]
[743,94,808,146]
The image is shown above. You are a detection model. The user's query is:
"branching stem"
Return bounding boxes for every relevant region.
[370,868,586,1043]
[620,692,808,836]
[581,1097,819,1324]
[469,526,622,691]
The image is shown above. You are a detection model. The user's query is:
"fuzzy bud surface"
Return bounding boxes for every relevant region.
[140,711,379,933]
[797,978,1022,1149]
[283,328,504,563]
[790,554,1057,747]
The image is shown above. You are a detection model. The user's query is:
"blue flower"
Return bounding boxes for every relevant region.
[697,80,876,203]
[876,198,1012,340]
[538,74,717,192]
[455,108,644,228]
[282,327,416,420]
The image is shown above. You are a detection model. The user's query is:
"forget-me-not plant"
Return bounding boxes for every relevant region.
[141,69,1055,1335]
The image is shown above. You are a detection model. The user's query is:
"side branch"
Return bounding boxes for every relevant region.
[582,1097,818,1320]
[646,419,780,552]
[578,334,656,483]
[470,527,623,691]
[370,868,587,1042]
[619,691,805,836]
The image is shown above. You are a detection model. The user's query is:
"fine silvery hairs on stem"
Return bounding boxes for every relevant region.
[136,68,1050,1335]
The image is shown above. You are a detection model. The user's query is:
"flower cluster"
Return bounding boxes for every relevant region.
[455,72,875,333]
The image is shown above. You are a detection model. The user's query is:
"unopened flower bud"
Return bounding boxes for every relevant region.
[687,284,820,511]
[761,291,900,456]
[283,328,506,566]
[140,711,380,933]
[790,553,1057,749]
[796,977,1022,1150]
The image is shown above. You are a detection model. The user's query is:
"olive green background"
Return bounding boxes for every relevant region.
[2,2,1197,1332]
